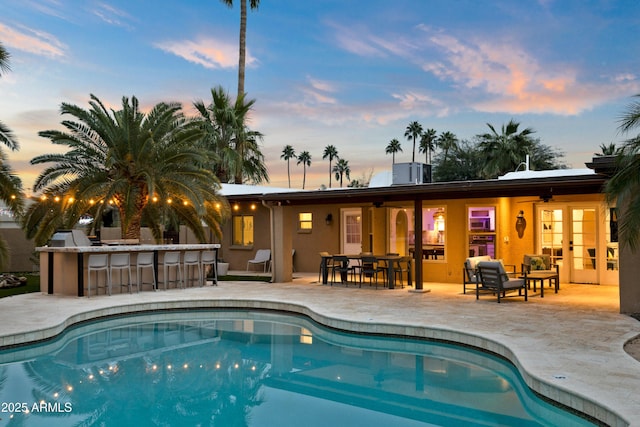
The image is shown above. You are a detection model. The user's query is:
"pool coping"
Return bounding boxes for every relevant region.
[0,294,627,427]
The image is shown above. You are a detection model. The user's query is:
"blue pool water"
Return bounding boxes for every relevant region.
[0,310,596,426]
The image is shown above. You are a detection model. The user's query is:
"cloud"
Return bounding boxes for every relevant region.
[421,29,640,115]
[299,77,337,105]
[0,22,67,58]
[327,21,415,58]
[154,37,255,70]
[92,3,135,29]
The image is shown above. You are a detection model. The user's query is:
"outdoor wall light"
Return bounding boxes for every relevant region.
[325,213,333,225]
[515,210,527,238]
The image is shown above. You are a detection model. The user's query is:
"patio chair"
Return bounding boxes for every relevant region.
[522,254,560,293]
[463,255,491,294]
[330,255,357,286]
[247,249,271,272]
[476,261,528,303]
[390,256,411,288]
[359,255,385,289]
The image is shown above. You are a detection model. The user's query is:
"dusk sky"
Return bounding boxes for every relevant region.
[0,0,639,193]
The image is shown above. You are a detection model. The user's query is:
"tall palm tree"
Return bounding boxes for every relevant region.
[404,121,423,163]
[297,150,311,189]
[220,0,260,99]
[23,94,229,245]
[281,145,296,188]
[477,119,536,178]
[595,142,621,156]
[418,128,437,164]
[606,94,640,250]
[322,145,339,188]
[436,131,459,164]
[385,138,402,164]
[194,85,268,184]
[332,158,350,188]
[0,42,24,270]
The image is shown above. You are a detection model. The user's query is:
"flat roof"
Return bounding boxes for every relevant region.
[225,173,607,206]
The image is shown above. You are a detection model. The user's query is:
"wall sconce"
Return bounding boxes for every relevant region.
[515,210,526,238]
[325,213,333,225]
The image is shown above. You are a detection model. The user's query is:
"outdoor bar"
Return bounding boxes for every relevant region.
[37,230,220,297]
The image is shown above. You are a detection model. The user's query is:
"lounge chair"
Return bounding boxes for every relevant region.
[247,249,271,272]
[476,261,528,303]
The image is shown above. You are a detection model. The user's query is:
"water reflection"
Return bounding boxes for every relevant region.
[0,311,593,426]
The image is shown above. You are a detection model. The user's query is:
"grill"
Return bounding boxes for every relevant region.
[48,230,92,247]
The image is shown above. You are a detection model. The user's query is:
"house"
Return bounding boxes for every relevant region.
[219,157,640,314]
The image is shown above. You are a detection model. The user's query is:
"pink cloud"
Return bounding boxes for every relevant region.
[423,30,640,115]
[154,37,256,70]
[0,23,66,58]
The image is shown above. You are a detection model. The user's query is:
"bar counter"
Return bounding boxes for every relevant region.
[37,244,221,297]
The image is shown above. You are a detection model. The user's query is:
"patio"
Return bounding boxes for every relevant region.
[0,273,638,426]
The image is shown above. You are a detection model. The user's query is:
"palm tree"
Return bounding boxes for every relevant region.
[418,128,437,164]
[404,121,423,163]
[23,94,229,245]
[297,150,311,189]
[332,158,350,187]
[220,0,260,99]
[385,138,402,164]
[595,142,621,156]
[0,41,10,76]
[606,94,640,251]
[194,85,268,184]
[477,119,536,178]
[281,145,296,188]
[322,145,339,188]
[436,131,459,164]
[0,42,24,270]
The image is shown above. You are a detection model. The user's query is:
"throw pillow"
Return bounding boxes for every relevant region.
[530,256,546,270]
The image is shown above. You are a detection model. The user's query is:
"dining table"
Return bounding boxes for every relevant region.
[320,253,412,289]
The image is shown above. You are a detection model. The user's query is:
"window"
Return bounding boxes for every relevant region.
[232,215,254,247]
[345,214,361,244]
[298,212,313,232]
[468,206,496,258]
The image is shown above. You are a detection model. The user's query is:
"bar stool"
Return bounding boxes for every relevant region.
[136,252,156,291]
[162,251,182,289]
[200,250,217,286]
[87,254,110,297]
[183,251,201,287]
[110,253,133,293]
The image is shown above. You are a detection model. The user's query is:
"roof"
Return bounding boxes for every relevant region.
[224,172,608,206]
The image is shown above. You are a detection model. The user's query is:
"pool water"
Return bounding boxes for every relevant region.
[0,310,595,426]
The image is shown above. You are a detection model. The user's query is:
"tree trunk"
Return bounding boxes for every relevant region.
[237,0,247,99]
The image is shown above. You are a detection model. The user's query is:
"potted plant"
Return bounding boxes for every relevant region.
[216,256,230,277]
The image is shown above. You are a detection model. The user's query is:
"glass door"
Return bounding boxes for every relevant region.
[539,207,563,273]
[570,207,598,284]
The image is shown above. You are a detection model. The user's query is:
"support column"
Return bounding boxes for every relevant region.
[412,198,430,293]
[271,204,293,283]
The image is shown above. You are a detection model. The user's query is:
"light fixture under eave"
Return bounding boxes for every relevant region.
[515,210,527,238]
[325,213,333,225]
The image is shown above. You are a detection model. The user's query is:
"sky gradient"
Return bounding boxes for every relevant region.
[0,0,639,193]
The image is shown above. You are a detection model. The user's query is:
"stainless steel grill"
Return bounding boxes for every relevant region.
[48,230,92,247]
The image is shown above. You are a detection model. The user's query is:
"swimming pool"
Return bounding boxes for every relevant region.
[0,310,596,426]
